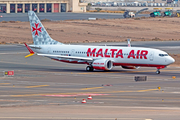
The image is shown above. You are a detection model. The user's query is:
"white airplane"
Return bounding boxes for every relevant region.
[25,11,175,74]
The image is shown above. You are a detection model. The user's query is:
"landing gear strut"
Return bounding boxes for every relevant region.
[156,69,160,74]
[86,66,94,71]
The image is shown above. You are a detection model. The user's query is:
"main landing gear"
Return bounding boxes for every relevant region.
[86,66,94,71]
[156,69,160,74]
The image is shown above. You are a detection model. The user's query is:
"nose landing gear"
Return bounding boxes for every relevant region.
[156,69,160,74]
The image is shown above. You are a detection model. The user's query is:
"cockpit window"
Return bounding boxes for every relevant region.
[159,54,168,57]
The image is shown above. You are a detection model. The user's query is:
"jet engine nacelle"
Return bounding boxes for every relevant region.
[92,59,113,70]
[121,66,140,69]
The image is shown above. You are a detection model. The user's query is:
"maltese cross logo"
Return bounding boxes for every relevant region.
[32,23,42,36]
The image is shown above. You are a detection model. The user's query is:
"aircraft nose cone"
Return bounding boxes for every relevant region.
[169,57,175,64]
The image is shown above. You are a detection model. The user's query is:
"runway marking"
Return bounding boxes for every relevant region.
[137,89,158,92]
[0,99,27,102]
[100,95,180,100]
[132,110,180,112]
[26,85,49,88]
[0,52,28,55]
[77,71,136,74]
[43,93,108,97]
[0,83,10,85]
[81,87,103,90]
[77,69,180,75]
[11,88,158,97]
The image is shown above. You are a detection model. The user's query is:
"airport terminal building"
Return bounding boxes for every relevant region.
[0,0,87,13]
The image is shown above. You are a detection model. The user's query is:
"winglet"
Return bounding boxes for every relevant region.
[24,43,35,58]
[127,39,131,47]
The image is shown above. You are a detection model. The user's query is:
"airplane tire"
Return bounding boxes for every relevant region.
[86,66,91,71]
[86,66,94,71]
[156,70,160,74]
[90,66,94,71]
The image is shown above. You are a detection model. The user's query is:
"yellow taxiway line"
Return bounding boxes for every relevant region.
[11,88,158,97]
[0,83,10,85]
[26,85,49,88]
[137,89,158,92]
[81,87,103,90]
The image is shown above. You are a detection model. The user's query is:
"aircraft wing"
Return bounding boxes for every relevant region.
[37,54,93,61]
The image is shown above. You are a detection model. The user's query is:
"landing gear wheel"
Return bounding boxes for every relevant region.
[86,66,90,71]
[86,66,94,71]
[90,67,94,71]
[156,70,160,74]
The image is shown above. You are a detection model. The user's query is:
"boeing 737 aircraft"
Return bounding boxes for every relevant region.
[25,11,175,74]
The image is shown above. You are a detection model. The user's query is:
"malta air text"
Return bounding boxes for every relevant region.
[87,48,148,59]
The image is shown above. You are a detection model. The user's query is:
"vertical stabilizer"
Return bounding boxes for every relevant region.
[127,39,131,47]
[28,11,63,45]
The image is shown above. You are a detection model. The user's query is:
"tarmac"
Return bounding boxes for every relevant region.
[0,42,179,120]
[0,12,149,22]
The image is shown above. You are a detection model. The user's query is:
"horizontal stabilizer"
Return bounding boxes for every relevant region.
[25,53,34,58]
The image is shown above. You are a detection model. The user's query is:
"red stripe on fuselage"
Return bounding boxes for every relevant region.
[52,58,166,68]
[113,63,166,68]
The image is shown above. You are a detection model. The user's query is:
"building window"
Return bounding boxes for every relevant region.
[17,4,23,13]
[39,3,44,12]
[25,4,30,12]
[10,4,15,13]
[46,3,52,12]
[32,4,37,12]
[0,4,6,13]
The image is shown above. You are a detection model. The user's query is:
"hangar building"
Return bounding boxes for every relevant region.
[0,0,87,13]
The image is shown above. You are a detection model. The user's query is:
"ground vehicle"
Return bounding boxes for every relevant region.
[25,11,175,74]
[176,10,180,17]
[123,11,135,18]
[164,8,174,17]
[123,8,148,18]
[150,8,162,17]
